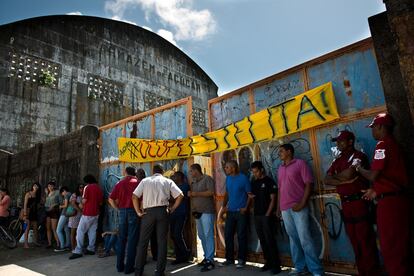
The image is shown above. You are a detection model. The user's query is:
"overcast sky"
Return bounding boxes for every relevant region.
[0,0,386,95]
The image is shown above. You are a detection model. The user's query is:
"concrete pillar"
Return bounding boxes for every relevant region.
[369,3,414,185]
[80,125,99,182]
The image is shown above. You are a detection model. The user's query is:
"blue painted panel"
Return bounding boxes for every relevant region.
[315,117,377,178]
[210,90,251,130]
[307,49,385,115]
[253,72,305,112]
[320,194,356,263]
[125,116,152,139]
[101,125,123,162]
[99,164,123,232]
[259,132,313,182]
[155,105,187,139]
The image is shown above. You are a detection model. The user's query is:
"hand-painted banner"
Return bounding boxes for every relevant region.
[118,82,339,162]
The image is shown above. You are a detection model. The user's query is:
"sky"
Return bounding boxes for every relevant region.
[0,0,386,95]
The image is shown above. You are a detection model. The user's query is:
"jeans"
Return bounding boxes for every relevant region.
[72,215,98,254]
[281,207,323,274]
[117,208,140,272]
[224,211,248,262]
[57,215,71,248]
[104,234,119,254]
[196,213,215,261]
[170,213,190,260]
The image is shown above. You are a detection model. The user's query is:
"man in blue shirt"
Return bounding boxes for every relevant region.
[169,171,191,264]
[221,160,252,268]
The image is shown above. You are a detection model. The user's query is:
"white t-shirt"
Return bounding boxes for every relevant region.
[133,173,183,209]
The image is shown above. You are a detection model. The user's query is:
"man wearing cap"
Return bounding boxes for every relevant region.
[354,113,410,276]
[132,164,184,276]
[324,130,379,276]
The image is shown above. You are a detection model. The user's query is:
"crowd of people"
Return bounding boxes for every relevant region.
[0,112,411,276]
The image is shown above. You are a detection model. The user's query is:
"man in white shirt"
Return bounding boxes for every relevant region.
[132,164,184,276]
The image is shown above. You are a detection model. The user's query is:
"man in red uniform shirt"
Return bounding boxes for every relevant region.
[70,174,103,259]
[324,130,379,276]
[109,167,143,274]
[355,113,411,276]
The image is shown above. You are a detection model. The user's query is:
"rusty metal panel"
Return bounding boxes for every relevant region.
[315,117,377,179]
[98,98,194,236]
[210,90,251,130]
[307,49,385,115]
[253,71,305,112]
[313,117,380,264]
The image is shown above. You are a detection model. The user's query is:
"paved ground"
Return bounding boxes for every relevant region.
[0,244,349,276]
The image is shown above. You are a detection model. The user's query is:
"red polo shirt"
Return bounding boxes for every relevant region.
[371,135,408,195]
[83,183,103,216]
[109,176,139,208]
[327,149,370,196]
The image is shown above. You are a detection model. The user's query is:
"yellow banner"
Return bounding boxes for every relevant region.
[118,82,339,162]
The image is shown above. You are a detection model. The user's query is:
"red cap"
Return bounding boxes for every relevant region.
[367,113,394,128]
[332,130,355,142]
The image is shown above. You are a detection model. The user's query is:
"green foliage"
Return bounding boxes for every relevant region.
[39,71,56,87]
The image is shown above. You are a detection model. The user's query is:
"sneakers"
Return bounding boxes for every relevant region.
[54,248,66,253]
[236,259,245,269]
[69,253,83,260]
[219,260,234,266]
[200,260,215,272]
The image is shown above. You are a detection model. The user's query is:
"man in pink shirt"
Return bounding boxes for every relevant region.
[276,143,323,276]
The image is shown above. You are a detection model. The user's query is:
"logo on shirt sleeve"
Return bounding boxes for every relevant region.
[374,149,386,160]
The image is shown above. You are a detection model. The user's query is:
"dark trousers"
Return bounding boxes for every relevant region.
[377,196,410,276]
[224,211,248,262]
[342,200,379,276]
[170,213,190,260]
[117,208,140,273]
[254,215,281,268]
[150,229,158,260]
[135,206,169,276]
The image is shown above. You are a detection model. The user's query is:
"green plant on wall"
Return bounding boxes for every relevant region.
[39,71,56,87]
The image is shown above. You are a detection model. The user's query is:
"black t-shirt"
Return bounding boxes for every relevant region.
[251,176,278,216]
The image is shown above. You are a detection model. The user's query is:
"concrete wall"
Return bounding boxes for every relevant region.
[0,125,99,207]
[0,15,218,153]
[369,2,414,185]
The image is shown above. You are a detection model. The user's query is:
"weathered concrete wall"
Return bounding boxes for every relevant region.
[369,12,414,185]
[0,15,218,153]
[0,125,99,207]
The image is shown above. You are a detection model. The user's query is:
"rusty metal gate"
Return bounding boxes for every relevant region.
[98,97,198,253]
[208,38,385,274]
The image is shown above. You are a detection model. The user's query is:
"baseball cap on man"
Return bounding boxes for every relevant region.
[367,112,394,128]
[332,130,355,142]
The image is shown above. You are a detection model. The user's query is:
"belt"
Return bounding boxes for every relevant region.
[376,191,404,200]
[143,206,168,211]
[340,193,363,203]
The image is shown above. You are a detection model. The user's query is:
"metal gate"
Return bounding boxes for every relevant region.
[208,38,385,274]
